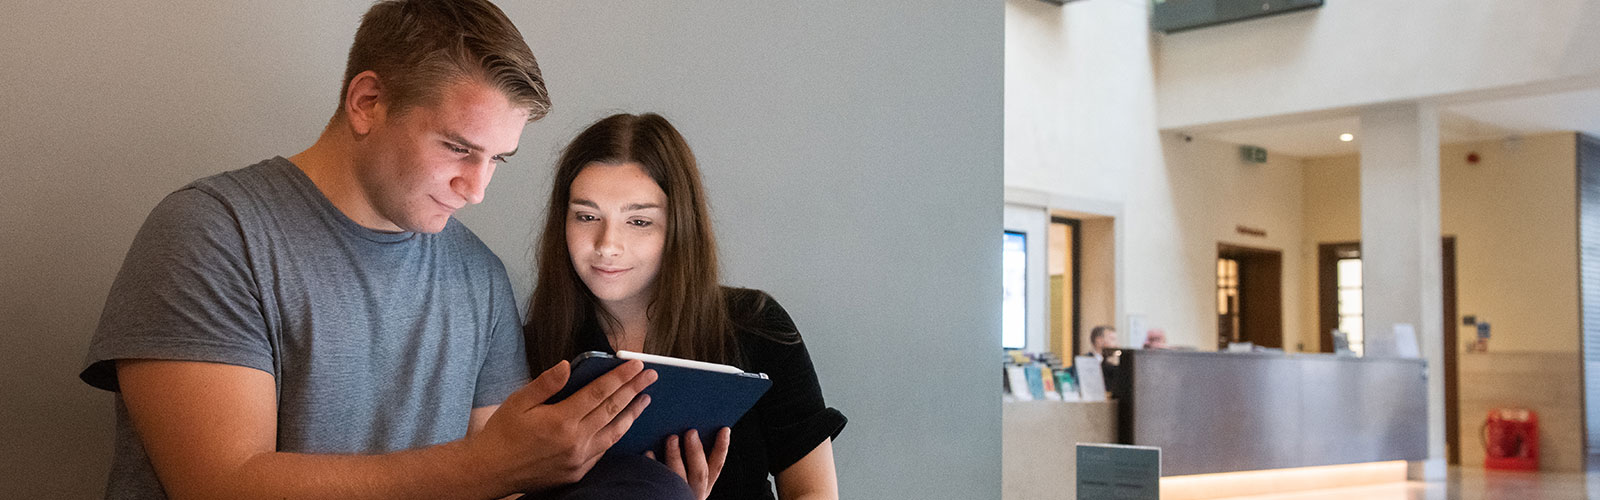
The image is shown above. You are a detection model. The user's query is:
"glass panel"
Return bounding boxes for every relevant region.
[1350,333,1365,356]
[1337,259,1362,287]
[1338,289,1363,315]
[1218,289,1228,314]
[1339,316,1363,338]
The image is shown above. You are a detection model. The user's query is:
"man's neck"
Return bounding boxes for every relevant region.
[289,125,392,231]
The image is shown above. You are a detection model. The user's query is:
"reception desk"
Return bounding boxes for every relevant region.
[1117,350,1428,476]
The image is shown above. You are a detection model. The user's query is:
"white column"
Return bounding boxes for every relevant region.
[1359,102,1446,479]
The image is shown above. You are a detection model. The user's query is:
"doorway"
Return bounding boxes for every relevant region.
[1048,217,1082,358]
[1217,244,1283,349]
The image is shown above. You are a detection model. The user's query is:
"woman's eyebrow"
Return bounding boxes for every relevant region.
[569,200,662,211]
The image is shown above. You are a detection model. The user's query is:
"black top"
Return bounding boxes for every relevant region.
[569,288,846,500]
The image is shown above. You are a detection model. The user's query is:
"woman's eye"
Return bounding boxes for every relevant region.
[574,213,597,222]
[629,219,653,227]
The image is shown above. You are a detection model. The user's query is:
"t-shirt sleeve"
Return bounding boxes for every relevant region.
[473,265,531,408]
[749,295,847,474]
[79,188,274,392]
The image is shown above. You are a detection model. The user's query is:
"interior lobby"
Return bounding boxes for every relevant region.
[1002,0,1600,498]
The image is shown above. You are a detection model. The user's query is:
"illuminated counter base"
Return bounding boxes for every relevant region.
[1117,349,1428,477]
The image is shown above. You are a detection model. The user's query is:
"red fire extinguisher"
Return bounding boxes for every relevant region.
[1481,408,1538,471]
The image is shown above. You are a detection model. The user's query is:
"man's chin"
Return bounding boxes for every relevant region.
[399,217,451,234]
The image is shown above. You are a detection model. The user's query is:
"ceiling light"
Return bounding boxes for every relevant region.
[1339,133,1354,142]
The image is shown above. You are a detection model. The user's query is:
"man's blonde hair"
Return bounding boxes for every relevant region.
[340,0,550,121]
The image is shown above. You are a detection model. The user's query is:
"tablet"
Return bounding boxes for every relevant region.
[545,351,772,456]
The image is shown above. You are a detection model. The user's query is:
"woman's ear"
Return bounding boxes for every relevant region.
[343,70,386,136]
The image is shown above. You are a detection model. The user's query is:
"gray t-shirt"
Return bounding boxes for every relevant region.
[80,157,530,499]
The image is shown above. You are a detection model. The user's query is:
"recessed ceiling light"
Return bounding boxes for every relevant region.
[1339,133,1354,142]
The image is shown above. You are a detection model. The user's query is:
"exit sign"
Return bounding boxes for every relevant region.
[1240,145,1268,163]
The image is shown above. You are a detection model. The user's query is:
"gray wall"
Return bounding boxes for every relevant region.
[0,2,1001,498]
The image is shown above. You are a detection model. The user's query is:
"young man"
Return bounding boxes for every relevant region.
[1086,325,1120,396]
[79,1,703,498]
[1088,325,1118,361]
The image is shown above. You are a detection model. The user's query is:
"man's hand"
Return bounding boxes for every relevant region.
[467,360,657,494]
[645,427,731,500]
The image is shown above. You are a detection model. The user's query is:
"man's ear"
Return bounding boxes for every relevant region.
[343,70,386,136]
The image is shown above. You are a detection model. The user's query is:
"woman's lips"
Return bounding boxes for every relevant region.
[592,266,630,278]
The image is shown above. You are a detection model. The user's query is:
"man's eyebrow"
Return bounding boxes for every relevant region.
[443,131,517,157]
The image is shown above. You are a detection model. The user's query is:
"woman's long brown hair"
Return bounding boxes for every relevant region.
[524,113,736,371]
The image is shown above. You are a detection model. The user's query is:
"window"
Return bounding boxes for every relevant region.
[1336,257,1364,356]
[1003,231,1028,349]
[1217,257,1239,346]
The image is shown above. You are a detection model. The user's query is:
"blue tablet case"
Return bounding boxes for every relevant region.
[546,352,772,456]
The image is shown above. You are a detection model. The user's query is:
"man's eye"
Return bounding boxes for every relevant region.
[446,144,469,154]
[491,155,507,164]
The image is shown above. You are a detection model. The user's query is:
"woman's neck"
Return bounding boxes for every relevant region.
[601,300,651,352]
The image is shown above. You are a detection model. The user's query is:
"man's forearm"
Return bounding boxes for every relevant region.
[189,439,514,500]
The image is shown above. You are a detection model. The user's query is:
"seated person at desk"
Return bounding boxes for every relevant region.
[522,113,846,500]
[1066,325,1121,397]
[1142,328,1168,350]
[1089,325,1119,382]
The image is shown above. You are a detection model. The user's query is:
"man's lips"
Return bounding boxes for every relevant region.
[431,196,463,211]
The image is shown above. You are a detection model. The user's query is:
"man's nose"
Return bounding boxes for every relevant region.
[453,160,495,205]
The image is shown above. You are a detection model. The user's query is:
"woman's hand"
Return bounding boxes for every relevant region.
[645,427,731,500]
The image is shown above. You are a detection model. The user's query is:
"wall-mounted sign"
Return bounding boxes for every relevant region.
[1235,225,1267,238]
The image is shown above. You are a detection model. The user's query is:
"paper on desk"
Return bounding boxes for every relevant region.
[1394,323,1420,359]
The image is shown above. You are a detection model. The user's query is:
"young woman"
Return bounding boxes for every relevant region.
[523,113,844,500]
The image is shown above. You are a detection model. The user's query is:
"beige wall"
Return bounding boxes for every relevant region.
[1298,133,1579,354]
[1443,135,1580,353]
[1157,135,1307,351]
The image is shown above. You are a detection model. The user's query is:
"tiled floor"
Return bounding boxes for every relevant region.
[1215,467,1600,500]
